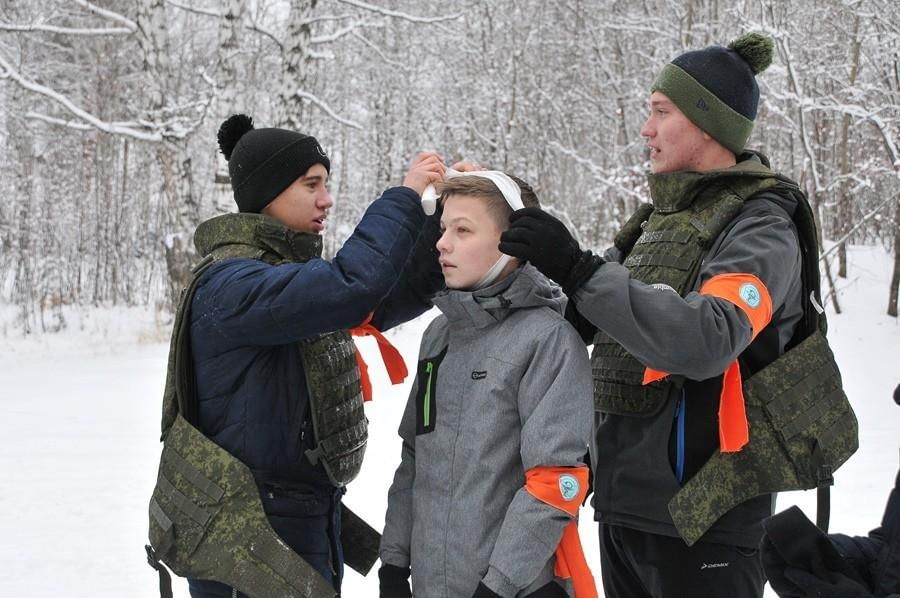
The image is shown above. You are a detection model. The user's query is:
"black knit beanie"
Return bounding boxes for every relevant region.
[650,33,774,155]
[217,114,331,214]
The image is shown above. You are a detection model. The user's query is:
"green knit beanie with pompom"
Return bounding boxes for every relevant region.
[650,32,775,154]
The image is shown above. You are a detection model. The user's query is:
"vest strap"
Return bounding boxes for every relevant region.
[156,473,213,527]
[165,448,225,502]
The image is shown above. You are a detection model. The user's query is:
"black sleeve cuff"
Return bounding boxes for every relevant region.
[561,250,604,297]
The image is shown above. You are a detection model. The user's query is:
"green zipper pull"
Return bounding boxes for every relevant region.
[424,361,434,427]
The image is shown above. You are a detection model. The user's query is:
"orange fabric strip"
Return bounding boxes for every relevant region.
[699,273,772,453]
[525,467,598,598]
[349,313,409,402]
[699,273,773,340]
[642,367,669,385]
[718,361,748,452]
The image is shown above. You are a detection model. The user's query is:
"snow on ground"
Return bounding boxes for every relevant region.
[0,245,897,597]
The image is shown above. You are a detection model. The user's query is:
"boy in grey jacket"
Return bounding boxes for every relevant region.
[378,172,596,598]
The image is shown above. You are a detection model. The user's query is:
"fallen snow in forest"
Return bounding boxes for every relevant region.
[1,244,897,597]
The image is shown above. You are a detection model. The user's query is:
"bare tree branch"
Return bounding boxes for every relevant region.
[165,0,283,49]
[549,141,646,201]
[351,31,410,71]
[0,52,162,141]
[333,0,462,24]
[71,0,139,31]
[819,193,898,262]
[311,22,367,44]
[0,22,133,35]
[294,90,362,130]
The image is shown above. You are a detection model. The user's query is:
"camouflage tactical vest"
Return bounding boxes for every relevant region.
[146,213,370,597]
[592,160,858,545]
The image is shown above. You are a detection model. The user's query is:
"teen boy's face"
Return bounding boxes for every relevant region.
[437,195,506,290]
[261,163,333,234]
[640,91,711,174]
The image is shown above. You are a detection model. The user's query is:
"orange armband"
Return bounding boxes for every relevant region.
[641,274,773,453]
[700,273,773,452]
[525,466,598,598]
[349,312,408,402]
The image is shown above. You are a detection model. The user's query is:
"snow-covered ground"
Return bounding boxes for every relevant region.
[1,245,897,597]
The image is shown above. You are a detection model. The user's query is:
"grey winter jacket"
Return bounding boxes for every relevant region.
[576,167,804,547]
[379,265,594,598]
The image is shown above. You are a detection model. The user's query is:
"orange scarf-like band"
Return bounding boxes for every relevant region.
[525,466,598,598]
[349,313,408,402]
[642,273,773,452]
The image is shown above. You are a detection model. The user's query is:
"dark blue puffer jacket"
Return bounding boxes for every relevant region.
[187,186,434,582]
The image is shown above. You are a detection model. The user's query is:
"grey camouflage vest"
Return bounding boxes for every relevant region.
[592,163,858,545]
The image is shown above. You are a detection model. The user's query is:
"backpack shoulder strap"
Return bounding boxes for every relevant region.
[160,254,218,439]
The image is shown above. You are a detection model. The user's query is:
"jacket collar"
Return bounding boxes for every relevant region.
[193,213,322,264]
[432,265,564,330]
[647,152,775,213]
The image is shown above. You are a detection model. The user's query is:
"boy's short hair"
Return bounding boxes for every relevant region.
[438,175,540,230]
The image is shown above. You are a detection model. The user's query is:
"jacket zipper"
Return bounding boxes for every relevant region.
[424,361,434,427]
[675,389,686,483]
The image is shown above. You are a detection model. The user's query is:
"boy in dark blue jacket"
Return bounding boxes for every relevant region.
[186,114,444,597]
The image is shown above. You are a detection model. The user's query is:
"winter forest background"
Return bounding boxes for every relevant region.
[0,0,898,333]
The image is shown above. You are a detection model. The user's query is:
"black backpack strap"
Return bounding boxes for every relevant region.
[145,542,174,598]
[751,189,836,533]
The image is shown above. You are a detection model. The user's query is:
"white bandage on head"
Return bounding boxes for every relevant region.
[420,169,525,215]
[422,168,525,291]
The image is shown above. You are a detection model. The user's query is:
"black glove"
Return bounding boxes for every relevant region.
[472,582,502,598]
[379,564,412,598]
[499,208,602,295]
[761,506,872,598]
[408,211,444,298]
[783,566,873,598]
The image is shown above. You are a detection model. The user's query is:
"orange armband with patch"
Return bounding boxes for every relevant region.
[641,274,773,452]
[700,273,773,452]
[349,312,408,402]
[525,466,598,598]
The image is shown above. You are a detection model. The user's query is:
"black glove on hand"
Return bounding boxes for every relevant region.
[783,566,873,598]
[379,564,412,598]
[472,582,502,598]
[499,208,602,295]
[761,506,873,598]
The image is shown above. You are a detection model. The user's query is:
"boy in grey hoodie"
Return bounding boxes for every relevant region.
[378,172,596,598]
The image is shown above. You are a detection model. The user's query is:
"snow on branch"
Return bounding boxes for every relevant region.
[819,193,898,263]
[549,141,645,201]
[334,0,461,24]
[1,52,210,142]
[0,22,134,35]
[72,0,139,31]
[311,22,367,44]
[293,90,362,130]
[165,0,283,49]
[351,31,410,71]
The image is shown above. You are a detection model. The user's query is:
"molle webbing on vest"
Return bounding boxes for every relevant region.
[148,415,337,597]
[669,331,857,545]
[301,331,368,488]
[591,189,745,417]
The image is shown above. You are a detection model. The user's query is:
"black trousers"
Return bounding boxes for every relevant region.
[598,523,765,598]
